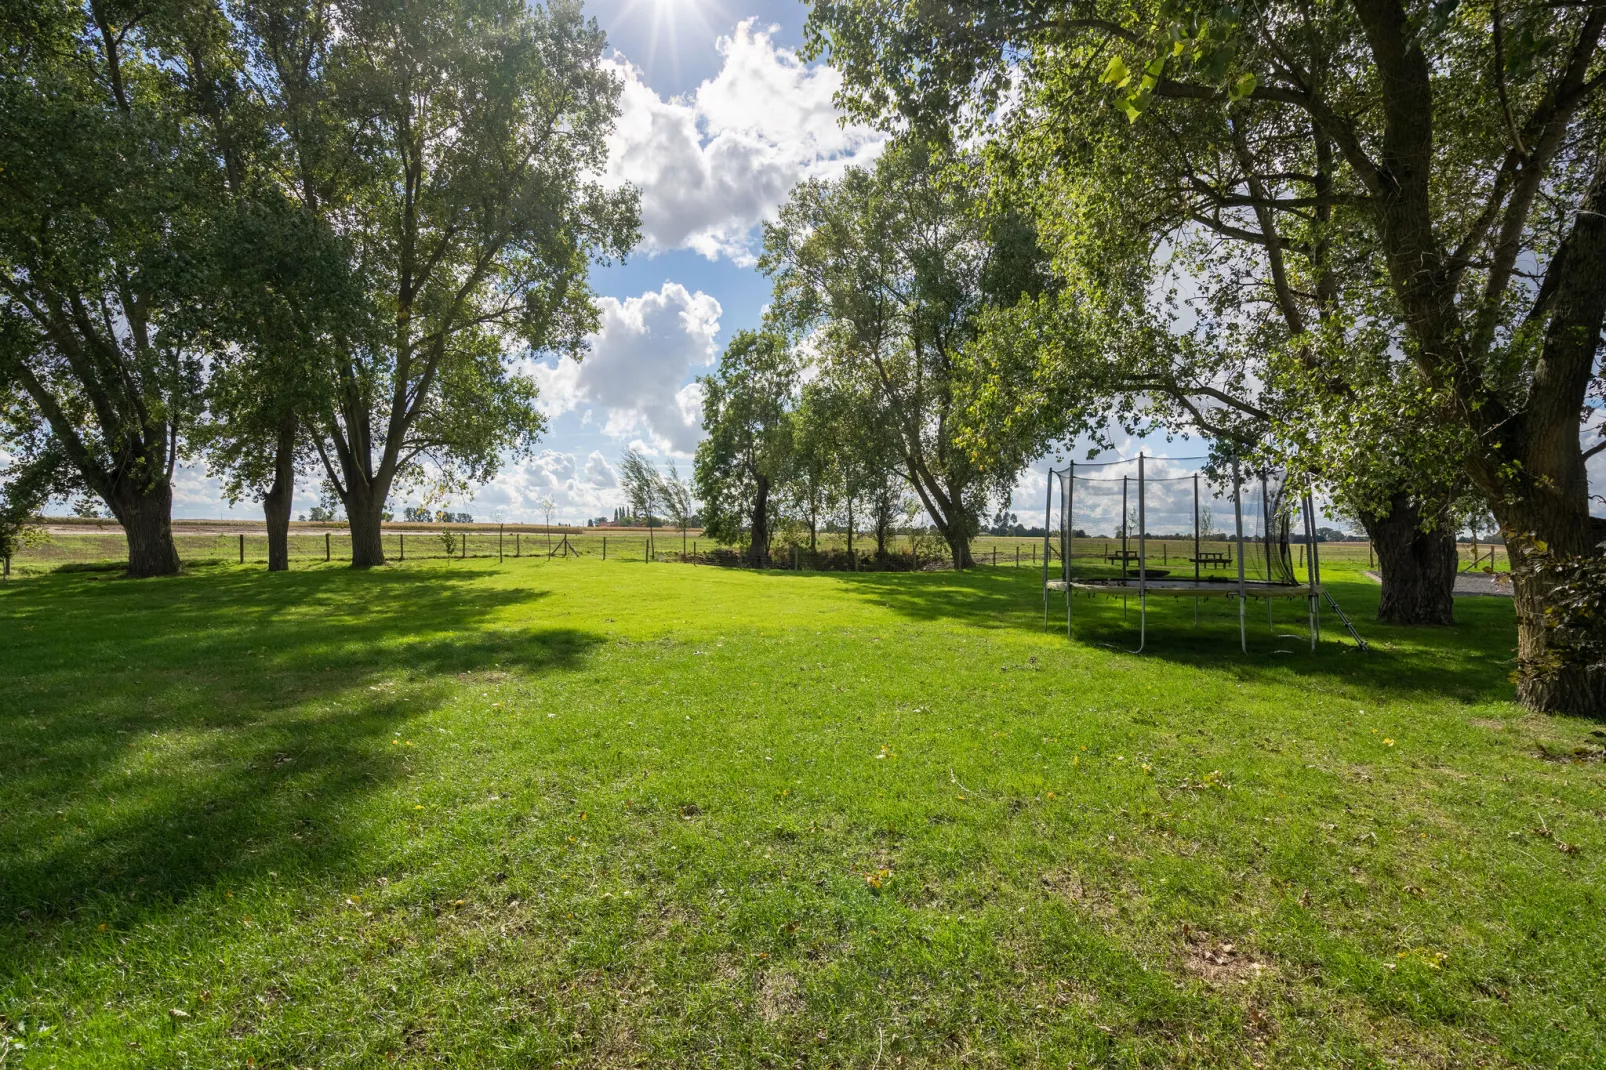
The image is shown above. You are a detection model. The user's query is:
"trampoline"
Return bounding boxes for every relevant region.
[1041,454,1366,653]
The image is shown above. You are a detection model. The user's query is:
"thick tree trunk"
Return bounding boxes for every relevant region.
[1510,561,1606,714]
[944,530,976,570]
[1358,493,1457,625]
[345,483,387,568]
[748,474,770,567]
[111,481,181,578]
[262,419,296,572]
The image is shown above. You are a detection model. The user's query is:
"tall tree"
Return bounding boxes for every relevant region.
[762,139,1053,569]
[195,197,365,571]
[695,330,798,567]
[617,445,662,556]
[807,0,1606,710]
[254,0,638,567]
[0,0,241,575]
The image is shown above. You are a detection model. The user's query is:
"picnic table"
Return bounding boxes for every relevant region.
[1190,550,1233,568]
[1103,550,1139,563]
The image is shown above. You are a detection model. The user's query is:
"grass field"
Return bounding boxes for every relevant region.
[0,553,1595,1067]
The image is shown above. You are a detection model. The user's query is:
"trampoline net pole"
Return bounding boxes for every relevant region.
[1065,462,1074,638]
[1137,453,1146,652]
[1042,468,1053,629]
[1234,457,1247,654]
[1192,472,1200,624]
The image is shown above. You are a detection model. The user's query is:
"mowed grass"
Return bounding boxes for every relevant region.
[0,555,1600,1068]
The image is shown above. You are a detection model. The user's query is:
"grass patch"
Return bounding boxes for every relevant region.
[0,556,1598,1067]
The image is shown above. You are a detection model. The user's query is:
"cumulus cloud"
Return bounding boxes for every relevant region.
[604,20,886,264]
[535,281,722,453]
[585,451,618,488]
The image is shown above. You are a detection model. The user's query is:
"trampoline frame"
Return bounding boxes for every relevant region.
[1041,453,1360,653]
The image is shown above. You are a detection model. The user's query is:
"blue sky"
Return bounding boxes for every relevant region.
[170,0,926,524]
[157,0,1596,530]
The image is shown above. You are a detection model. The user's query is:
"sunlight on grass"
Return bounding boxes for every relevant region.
[0,556,1598,1067]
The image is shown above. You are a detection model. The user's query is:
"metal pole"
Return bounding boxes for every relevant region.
[1065,462,1075,638]
[1233,457,1246,654]
[1137,453,1146,653]
[1042,467,1053,629]
[1263,477,1274,634]
[1193,472,1200,625]
[1121,475,1128,620]
[1304,488,1316,645]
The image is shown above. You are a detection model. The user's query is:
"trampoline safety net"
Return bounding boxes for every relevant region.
[1050,457,1296,587]
[1037,452,1366,653]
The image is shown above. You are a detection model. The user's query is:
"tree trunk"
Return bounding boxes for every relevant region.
[262,418,296,572]
[1509,560,1606,714]
[748,473,770,567]
[944,529,976,571]
[1357,493,1457,625]
[345,483,387,567]
[111,481,181,578]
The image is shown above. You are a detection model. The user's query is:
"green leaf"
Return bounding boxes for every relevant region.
[1229,71,1258,101]
[1101,55,1132,89]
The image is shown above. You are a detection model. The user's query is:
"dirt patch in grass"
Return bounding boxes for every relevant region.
[1039,868,1119,918]
[757,969,803,1022]
[1179,926,1274,987]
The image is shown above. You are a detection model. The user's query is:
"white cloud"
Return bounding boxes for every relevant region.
[604,20,886,264]
[535,281,721,453]
[585,451,618,488]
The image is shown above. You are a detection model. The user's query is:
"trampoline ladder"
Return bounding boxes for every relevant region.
[1323,590,1369,651]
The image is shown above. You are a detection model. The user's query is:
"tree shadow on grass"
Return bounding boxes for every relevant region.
[0,565,603,973]
[795,565,1520,707]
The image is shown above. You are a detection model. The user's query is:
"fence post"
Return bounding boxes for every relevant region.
[400,533,405,562]
[239,533,244,564]
[645,540,649,563]
[499,524,504,562]
[325,533,330,562]
[461,531,467,559]
[993,547,997,567]
[603,536,607,560]
[515,532,520,558]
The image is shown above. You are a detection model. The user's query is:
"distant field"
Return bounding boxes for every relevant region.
[1,552,1596,1068]
[7,522,1508,576]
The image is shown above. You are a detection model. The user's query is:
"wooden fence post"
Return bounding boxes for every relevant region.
[325,533,330,562]
[499,524,504,562]
[603,536,607,560]
[239,533,244,564]
[400,533,405,562]
[461,531,467,559]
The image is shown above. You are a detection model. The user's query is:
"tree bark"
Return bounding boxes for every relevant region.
[262,417,296,572]
[1509,549,1606,714]
[110,481,181,578]
[748,473,770,567]
[345,481,387,567]
[1358,493,1458,625]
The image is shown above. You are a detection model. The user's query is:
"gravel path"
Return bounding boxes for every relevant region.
[1363,570,1513,598]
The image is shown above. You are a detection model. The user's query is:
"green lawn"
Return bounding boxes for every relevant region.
[0,555,1598,1067]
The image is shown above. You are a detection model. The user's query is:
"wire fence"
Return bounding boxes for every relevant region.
[3,526,1503,577]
